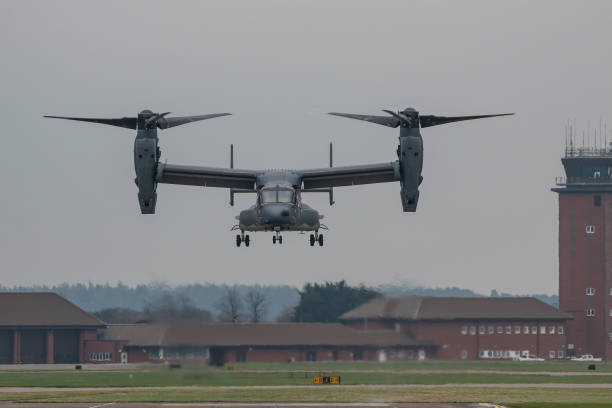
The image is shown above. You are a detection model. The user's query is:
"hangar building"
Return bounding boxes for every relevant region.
[0,293,105,364]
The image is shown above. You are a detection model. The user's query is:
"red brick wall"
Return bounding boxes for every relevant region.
[558,193,612,359]
[221,346,422,363]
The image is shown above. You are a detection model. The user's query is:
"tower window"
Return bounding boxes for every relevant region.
[594,195,602,206]
[558,326,564,334]
[586,308,595,317]
[586,287,595,296]
[586,225,595,234]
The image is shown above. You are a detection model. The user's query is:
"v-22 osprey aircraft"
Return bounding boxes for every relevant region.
[45,108,512,247]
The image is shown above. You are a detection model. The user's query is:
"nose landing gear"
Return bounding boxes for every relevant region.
[273,232,283,244]
[236,232,250,247]
[309,231,324,247]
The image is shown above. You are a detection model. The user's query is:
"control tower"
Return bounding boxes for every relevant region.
[552,144,612,360]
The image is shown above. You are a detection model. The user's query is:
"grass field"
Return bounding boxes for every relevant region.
[1,361,612,406]
[1,386,612,406]
[1,369,612,387]
[228,360,612,372]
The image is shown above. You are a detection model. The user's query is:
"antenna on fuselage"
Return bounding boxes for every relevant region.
[329,142,335,205]
[230,144,235,206]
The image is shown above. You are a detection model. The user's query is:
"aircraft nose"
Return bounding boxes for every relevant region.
[261,204,295,225]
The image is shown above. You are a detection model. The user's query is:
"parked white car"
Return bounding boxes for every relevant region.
[517,354,545,361]
[570,354,602,362]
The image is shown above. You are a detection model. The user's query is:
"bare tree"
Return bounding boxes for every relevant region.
[215,286,243,323]
[275,305,295,323]
[245,289,268,322]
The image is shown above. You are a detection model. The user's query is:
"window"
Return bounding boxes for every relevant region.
[488,326,494,335]
[532,326,538,334]
[306,351,317,361]
[260,187,295,204]
[332,351,339,361]
[609,309,612,317]
[515,326,521,334]
[236,351,246,362]
[406,350,413,359]
[586,308,596,317]
[540,326,546,334]
[479,326,485,335]
[549,350,555,359]
[586,225,595,234]
[353,351,363,361]
[549,326,555,334]
[586,287,595,296]
[89,352,111,362]
[594,195,602,206]
[469,326,476,335]
[558,326,564,334]
[558,350,564,359]
[505,326,511,334]
[610,288,612,296]
[497,326,503,334]
[523,326,529,334]
[460,350,468,360]
[461,326,468,335]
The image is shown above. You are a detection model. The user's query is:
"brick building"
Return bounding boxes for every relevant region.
[0,293,105,364]
[98,323,434,364]
[553,146,612,359]
[340,296,571,360]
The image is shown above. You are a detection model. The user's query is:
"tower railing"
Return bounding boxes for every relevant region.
[556,176,612,186]
[565,146,612,158]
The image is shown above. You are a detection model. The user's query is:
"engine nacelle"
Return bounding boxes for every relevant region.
[134,138,158,214]
[397,134,423,212]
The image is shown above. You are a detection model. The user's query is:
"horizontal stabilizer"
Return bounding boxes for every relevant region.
[43,115,137,129]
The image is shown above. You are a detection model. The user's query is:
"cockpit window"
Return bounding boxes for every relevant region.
[260,188,295,204]
[261,190,277,203]
[277,190,294,203]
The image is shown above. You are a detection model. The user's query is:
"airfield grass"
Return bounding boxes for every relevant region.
[232,360,612,372]
[2,367,612,387]
[1,386,612,406]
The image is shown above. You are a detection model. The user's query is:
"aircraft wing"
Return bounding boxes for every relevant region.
[299,162,399,189]
[157,163,258,189]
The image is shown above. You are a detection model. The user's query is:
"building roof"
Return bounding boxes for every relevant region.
[339,296,572,321]
[0,292,105,327]
[102,322,433,348]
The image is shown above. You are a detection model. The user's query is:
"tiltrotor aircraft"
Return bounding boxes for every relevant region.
[45,108,511,247]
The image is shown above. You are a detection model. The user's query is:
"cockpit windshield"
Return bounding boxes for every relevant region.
[260,187,295,204]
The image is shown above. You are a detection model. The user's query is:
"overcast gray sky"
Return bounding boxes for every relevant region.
[1,0,611,294]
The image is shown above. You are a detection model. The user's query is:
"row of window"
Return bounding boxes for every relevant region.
[584,308,612,317]
[89,352,112,361]
[238,350,365,363]
[586,288,612,296]
[461,325,564,335]
[476,350,564,359]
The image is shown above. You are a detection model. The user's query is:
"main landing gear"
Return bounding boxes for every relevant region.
[309,231,323,247]
[236,233,250,247]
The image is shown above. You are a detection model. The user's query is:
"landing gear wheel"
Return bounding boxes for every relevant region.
[309,234,315,246]
[318,234,324,246]
[272,236,277,244]
[244,235,250,247]
[278,236,283,244]
[236,235,242,247]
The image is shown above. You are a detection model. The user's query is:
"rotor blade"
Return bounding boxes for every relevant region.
[157,113,232,129]
[145,111,171,127]
[43,115,137,129]
[419,113,514,128]
[328,112,400,128]
[381,110,411,124]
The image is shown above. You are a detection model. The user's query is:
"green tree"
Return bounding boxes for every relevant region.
[293,280,379,323]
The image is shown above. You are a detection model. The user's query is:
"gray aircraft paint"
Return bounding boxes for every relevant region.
[45,108,511,246]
